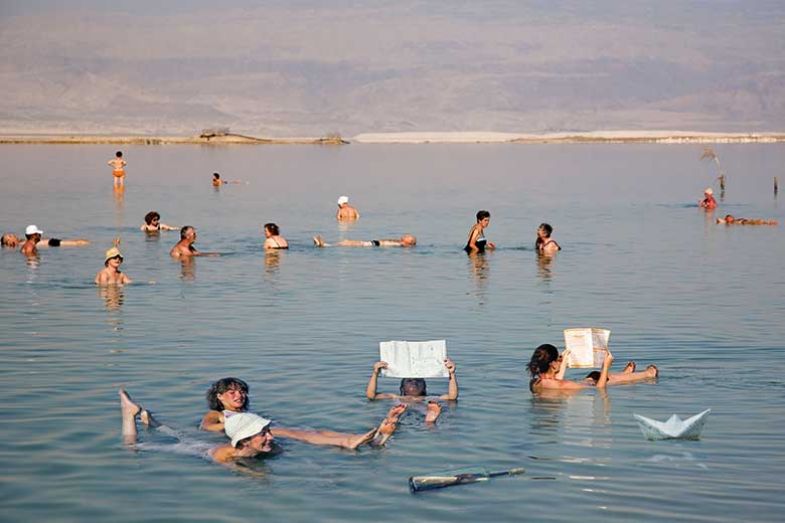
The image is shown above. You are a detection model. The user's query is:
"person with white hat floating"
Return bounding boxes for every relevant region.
[336,195,360,221]
[699,187,717,210]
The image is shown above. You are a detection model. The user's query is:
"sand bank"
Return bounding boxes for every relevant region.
[1,131,784,145]
[352,131,785,144]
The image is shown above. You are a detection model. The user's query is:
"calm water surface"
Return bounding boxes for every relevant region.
[1,144,784,522]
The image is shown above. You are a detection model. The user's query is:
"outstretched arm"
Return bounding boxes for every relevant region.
[366,361,387,399]
[440,358,459,400]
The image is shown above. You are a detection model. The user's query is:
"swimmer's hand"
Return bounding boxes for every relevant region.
[488,241,497,249]
[373,361,389,374]
[444,358,456,375]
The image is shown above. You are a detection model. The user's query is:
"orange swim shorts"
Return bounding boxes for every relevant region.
[113,169,125,178]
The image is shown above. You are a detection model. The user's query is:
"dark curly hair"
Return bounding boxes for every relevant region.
[399,378,427,397]
[206,377,249,411]
[527,344,560,392]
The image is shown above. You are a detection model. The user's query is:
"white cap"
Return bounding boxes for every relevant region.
[224,413,272,447]
[337,195,349,205]
[704,187,713,195]
[25,225,43,236]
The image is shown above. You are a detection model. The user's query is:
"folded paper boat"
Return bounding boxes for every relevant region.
[633,409,711,440]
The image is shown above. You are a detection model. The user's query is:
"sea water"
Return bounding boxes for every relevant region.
[1,143,784,521]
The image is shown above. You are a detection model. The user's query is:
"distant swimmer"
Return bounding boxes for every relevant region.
[313,234,416,248]
[366,359,458,427]
[170,226,219,258]
[140,211,178,232]
[464,210,495,253]
[336,195,360,221]
[536,223,561,255]
[212,172,242,187]
[698,187,717,210]
[263,223,288,249]
[95,243,132,285]
[527,344,658,393]
[108,151,127,187]
[2,229,89,250]
[716,214,778,226]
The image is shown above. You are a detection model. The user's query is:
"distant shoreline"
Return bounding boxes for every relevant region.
[1,130,784,145]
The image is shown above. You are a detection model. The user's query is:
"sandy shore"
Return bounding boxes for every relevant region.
[1,131,784,145]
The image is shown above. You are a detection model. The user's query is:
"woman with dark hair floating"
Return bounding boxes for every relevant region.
[527,344,658,393]
[200,377,406,448]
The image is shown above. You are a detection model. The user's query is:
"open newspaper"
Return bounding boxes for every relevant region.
[379,340,449,378]
[563,328,610,368]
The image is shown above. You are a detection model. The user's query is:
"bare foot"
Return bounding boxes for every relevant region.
[646,364,659,378]
[372,404,408,446]
[313,235,325,247]
[345,428,377,450]
[424,401,442,424]
[119,389,141,418]
[623,361,636,374]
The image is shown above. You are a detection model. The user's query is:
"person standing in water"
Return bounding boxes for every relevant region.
[95,244,132,285]
[170,226,219,258]
[464,210,495,253]
[536,223,561,255]
[699,187,717,210]
[263,223,288,249]
[336,196,360,221]
[108,151,127,187]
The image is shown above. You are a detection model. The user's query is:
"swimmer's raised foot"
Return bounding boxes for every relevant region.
[424,400,442,424]
[119,389,141,419]
[623,361,636,374]
[345,428,377,450]
[313,235,325,247]
[372,403,408,447]
[646,364,659,378]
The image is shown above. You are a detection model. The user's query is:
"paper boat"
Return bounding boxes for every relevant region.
[633,409,711,440]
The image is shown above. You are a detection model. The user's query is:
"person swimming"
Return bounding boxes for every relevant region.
[263,223,289,249]
[140,211,178,232]
[312,234,416,248]
[465,210,495,253]
[716,214,778,225]
[2,228,89,250]
[365,359,458,426]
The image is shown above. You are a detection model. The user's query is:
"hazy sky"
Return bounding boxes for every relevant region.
[1,1,783,136]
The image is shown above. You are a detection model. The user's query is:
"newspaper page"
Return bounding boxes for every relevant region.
[379,340,449,378]
[563,328,610,368]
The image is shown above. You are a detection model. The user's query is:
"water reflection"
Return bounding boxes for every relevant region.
[537,253,554,281]
[466,252,489,303]
[113,186,125,230]
[179,258,196,281]
[264,250,282,276]
[530,388,611,448]
[98,285,125,311]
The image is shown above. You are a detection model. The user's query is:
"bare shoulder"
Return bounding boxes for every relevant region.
[210,444,235,463]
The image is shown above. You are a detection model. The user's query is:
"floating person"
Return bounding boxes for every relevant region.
[313,234,416,248]
[108,151,127,187]
[336,195,360,221]
[120,389,386,463]
[716,214,778,226]
[698,187,717,210]
[464,210,495,253]
[775,176,779,197]
[198,377,406,448]
[2,229,89,250]
[535,223,561,255]
[140,211,178,232]
[170,226,219,258]
[95,241,132,285]
[263,223,289,249]
[212,172,242,187]
[527,344,658,393]
[365,359,458,425]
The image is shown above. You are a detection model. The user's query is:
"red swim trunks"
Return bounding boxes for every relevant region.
[113,169,125,178]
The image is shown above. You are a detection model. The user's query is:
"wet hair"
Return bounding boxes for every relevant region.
[264,223,279,235]
[144,211,160,225]
[180,225,194,240]
[476,210,491,222]
[116,151,123,157]
[584,371,601,384]
[206,377,250,411]
[527,344,559,377]
[399,378,427,397]
[213,173,220,179]
[536,223,553,250]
